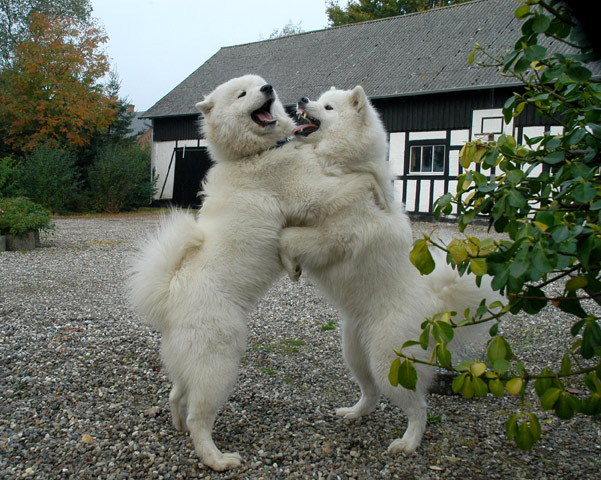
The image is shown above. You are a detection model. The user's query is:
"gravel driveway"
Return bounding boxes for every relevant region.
[1,214,600,479]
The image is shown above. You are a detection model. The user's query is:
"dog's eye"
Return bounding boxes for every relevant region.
[237,91,246,98]
[325,105,334,111]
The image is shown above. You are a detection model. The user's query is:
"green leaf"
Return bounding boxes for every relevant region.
[560,353,572,376]
[567,64,592,82]
[432,321,454,344]
[397,359,418,391]
[524,44,547,62]
[540,387,561,410]
[452,372,467,394]
[555,392,576,420]
[488,336,509,363]
[515,418,536,450]
[459,375,474,399]
[566,276,588,292]
[573,183,596,203]
[437,343,452,368]
[534,367,555,397]
[543,151,565,165]
[489,378,505,397]
[388,357,400,387]
[522,286,547,315]
[532,13,551,33]
[557,293,589,319]
[505,413,519,440]
[472,375,489,397]
[515,4,530,19]
[410,239,435,275]
[531,242,556,273]
[419,324,431,350]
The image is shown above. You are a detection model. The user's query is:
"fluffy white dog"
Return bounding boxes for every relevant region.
[280,86,500,455]
[127,75,384,471]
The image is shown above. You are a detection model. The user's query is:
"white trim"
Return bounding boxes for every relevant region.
[408,130,447,141]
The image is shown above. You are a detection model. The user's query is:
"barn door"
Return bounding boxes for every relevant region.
[172,147,213,208]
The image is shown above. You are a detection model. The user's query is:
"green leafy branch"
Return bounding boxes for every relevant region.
[390,0,601,451]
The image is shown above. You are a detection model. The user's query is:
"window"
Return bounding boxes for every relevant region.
[410,145,445,173]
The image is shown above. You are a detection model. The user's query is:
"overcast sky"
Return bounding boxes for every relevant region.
[90,0,330,112]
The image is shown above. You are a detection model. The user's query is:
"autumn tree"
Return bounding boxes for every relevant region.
[0,0,92,68]
[0,12,116,152]
[326,0,472,26]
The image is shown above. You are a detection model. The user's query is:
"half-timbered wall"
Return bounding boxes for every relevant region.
[150,87,561,211]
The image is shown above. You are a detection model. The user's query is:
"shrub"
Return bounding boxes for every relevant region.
[398,0,601,451]
[0,196,53,235]
[87,142,157,213]
[0,156,24,198]
[19,144,81,213]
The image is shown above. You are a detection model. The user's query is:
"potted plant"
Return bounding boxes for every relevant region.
[0,197,53,251]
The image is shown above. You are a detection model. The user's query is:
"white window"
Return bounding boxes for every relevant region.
[410,145,446,173]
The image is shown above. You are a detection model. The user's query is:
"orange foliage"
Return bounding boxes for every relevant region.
[0,13,117,151]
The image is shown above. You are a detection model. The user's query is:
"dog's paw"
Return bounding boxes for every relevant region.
[204,452,242,472]
[387,437,419,455]
[335,406,363,420]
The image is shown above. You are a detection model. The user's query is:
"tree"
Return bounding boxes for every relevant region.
[326,0,471,26]
[0,0,92,68]
[267,20,304,39]
[0,12,116,152]
[393,0,601,450]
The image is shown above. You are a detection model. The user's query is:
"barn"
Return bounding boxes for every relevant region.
[142,0,568,213]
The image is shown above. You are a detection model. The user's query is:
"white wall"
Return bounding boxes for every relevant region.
[152,139,208,200]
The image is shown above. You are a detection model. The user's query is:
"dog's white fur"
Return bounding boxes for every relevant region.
[280,86,501,455]
[127,75,384,471]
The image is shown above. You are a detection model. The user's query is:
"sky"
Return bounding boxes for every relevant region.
[90,0,331,112]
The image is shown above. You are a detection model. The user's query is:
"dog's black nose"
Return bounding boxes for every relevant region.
[299,96,310,104]
[260,84,273,94]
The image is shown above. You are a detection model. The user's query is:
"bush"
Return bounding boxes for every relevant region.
[19,144,81,214]
[87,142,157,213]
[0,156,24,198]
[0,196,53,235]
[399,0,601,451]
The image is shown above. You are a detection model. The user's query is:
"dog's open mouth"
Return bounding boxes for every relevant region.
[251,99,277,127]
[292,109,321,136]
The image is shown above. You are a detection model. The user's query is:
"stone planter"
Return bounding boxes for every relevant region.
[5,230,40,251]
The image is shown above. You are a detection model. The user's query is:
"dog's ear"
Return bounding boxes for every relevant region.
[196,97,214,116]
[350,85,367,113]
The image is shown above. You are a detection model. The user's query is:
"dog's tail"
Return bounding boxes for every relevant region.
[127,209,204,331]
[423,259,504,362]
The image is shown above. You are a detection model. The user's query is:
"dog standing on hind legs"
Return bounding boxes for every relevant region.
[280,85,501,455]
[127,75,386,471]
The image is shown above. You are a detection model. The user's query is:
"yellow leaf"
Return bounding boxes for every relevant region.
[470,362,487,377]
[81,434,94,444]
[506,377,523,395]
[470,257,487,276]
[448,238,468,263]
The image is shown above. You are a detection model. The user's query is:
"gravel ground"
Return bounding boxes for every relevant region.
[1,214,600,479]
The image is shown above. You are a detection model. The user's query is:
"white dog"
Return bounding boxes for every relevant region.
[280,86,500,455]
[127,75,384,471]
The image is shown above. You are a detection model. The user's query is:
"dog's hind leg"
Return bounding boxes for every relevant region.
[335,321,379,419]
[184,337,245,472]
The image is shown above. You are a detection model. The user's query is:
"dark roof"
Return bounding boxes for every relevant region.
[142,0,575,118]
